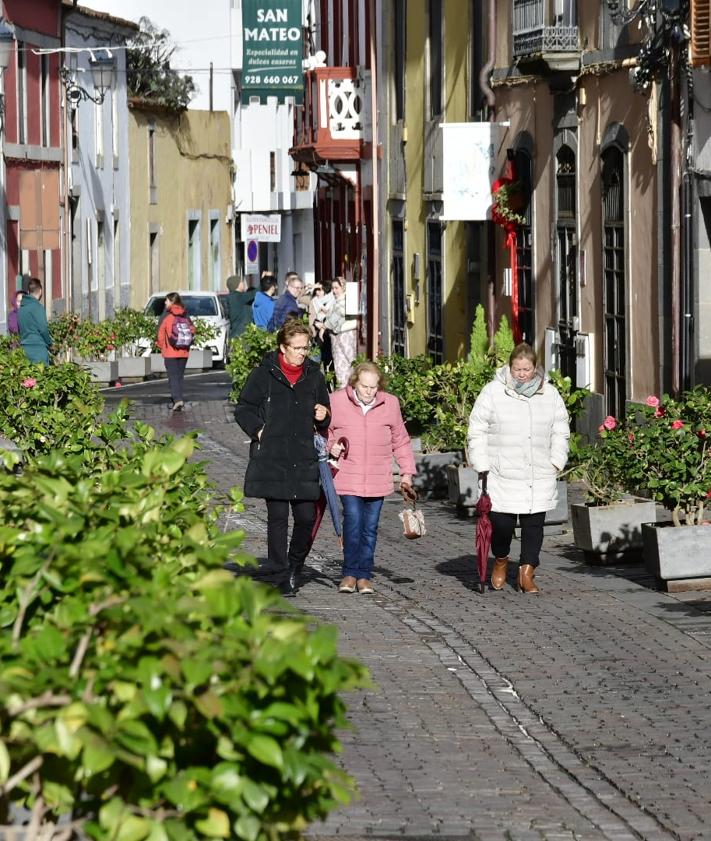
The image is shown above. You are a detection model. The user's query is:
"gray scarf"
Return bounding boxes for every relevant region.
[513,373,543,398]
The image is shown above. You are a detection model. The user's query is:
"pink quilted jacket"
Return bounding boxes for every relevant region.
[327,386,416,497]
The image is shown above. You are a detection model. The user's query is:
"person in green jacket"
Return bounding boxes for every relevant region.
[225,274,257,338]
[17,277,52,365]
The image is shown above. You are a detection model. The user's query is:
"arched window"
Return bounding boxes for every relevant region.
[601,143,626,418]
[556,144,577,382]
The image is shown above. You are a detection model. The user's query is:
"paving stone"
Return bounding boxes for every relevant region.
[104,376,711,841]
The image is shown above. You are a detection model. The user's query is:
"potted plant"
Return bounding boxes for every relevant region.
[112,309,155,380]
[492,180,527,227]
[629,390,711,587]
[72,319,119,384]
[570,414,657,564]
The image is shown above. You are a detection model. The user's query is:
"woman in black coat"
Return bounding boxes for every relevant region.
[235,319,330,594]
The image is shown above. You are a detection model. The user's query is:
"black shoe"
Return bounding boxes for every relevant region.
[288,563,304,594]
[279,578,296,597]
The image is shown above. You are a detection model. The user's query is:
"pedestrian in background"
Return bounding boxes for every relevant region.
[7,290,23,336]
[235,319,330,595]
[467,342,569,594]
[308,279,333,375]
[17,278,52,365]
[323,277,358,388]
[225,275,257,338]
[328,361,416,595]
[267,272,304,332]
[157,292,195,412]
[252,273,278,329]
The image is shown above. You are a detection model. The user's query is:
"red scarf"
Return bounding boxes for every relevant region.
[278,352,303,385]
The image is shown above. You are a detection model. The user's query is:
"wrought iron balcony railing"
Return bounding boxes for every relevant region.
[512,0,579,59]
[291,66,366,164]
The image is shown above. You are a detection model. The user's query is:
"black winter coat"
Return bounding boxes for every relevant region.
[235,352,330,500]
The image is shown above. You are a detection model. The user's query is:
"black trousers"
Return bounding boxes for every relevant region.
[165,357,187,403]
[265,499,316,573]
[490,511,546,568]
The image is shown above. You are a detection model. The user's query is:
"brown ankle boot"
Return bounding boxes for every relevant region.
[491,557,509,590]
[518,564,540,594]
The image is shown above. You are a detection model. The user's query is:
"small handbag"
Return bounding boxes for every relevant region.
[399,501,427,539]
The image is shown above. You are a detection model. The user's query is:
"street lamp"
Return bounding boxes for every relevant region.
[0,20,15,135]
[60,52,114,106]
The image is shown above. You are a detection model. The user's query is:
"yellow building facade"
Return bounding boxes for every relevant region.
[383,0,474,362]
[128,103,234,308]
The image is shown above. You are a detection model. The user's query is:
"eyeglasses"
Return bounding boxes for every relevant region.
[289,284,304,292]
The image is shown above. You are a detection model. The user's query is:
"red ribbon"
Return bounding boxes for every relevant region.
[491,174,522,344]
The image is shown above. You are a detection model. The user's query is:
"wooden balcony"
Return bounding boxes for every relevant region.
[291,67,365,165]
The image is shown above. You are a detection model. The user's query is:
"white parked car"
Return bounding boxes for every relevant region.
[140,291,231,364]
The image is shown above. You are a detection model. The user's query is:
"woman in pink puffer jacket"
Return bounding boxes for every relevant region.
[328,361,416,595]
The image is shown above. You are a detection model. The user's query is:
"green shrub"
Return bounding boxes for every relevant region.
[377,354,434,430]
[0,431,368,839]
[0,350,103,458]
[227,325,277,401]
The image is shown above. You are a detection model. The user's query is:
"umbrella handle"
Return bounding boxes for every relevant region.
[480,472,488,495]
[337,437,349,460]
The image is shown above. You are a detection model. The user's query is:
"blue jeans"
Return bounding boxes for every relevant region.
[341,495,384,580]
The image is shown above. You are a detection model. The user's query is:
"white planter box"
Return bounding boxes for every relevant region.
[447,464,480,508]
[76,359,118,385]
[150,353,166,374]
[414,451,464,499]
[117,356,150,380]
[186,348,213,370]
[572,498,657,563]
[643,522,711,589]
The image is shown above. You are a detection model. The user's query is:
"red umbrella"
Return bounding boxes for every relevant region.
[475,474,492,594]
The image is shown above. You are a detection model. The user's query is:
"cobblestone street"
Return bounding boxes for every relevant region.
[106,373,711,841]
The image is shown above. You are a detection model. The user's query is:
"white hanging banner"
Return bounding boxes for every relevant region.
[440,122,510,221]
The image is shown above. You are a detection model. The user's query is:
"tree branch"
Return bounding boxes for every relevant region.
[9,692,72,717]
[0,755,43,795]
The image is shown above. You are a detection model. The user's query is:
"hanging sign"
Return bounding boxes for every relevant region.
[241,213,282,242]
[242,0,304,104]
[440,122,510,221]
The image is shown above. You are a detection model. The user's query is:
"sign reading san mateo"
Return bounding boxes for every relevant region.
[242,1,303,104]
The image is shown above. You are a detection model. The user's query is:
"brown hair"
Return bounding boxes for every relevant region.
[165,292,183,307]
[509,342,537,368]
[26,277,43,296]
[348,360,386,390]
[277,317,311,348]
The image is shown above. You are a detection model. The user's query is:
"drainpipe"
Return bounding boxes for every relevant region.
[670,40,681,395]
[368,0,379,357]
[480,0,496,341]
[682,77,694,390]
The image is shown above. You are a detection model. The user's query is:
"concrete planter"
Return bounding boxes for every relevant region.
[150,353,166,375]
[77,359,118,385]
[186,348,213,370]
[572,498,657,564]
[414,451,464,499]
[642,522,711,590]
[117,356,150,381]
[447,464,480,508]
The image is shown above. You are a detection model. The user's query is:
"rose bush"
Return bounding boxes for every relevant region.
[0,350,103,458]
[577,388,711,524]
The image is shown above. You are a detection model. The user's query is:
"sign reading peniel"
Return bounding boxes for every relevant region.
[242,0,304,104]
[241,214,282,242]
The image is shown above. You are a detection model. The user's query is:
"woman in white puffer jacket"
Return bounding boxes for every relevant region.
[467,343,570,594]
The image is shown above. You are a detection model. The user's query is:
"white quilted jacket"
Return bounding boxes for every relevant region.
[467,366,570,514]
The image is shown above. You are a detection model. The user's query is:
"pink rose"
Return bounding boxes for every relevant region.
[602,416,617,431]
[654,408,665,418]
[114,381,122,388]
[706,490,711,500]
[646,395,660,408]
[671,419,684,430]
[21,378,37,388]
[628,433,635,443]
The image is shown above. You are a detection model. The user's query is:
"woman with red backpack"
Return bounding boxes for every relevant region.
[157,292,195,412]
